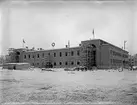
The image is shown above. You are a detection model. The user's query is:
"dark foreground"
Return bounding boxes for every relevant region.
[0,68,137,105]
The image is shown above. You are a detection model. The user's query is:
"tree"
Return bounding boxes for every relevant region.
[0,55,11,64]
[0,55,5,64]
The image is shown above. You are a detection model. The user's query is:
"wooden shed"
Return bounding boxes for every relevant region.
[2,63,30,70]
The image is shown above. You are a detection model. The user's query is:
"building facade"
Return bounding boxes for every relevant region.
[8,39,129,69]
[129,54,137,67]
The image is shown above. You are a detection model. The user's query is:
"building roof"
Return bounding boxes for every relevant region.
[99,39,128,53]
[24,46,81,53]
[82,39,128,53]
[12,39,128,54]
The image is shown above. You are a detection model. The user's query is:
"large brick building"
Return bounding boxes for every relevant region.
[8,39,129,69]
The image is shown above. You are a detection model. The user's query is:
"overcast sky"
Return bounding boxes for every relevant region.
[0,0,137,55]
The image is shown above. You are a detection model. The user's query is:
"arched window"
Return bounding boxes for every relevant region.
[65,52,68,56]
[77,50,80,56]
[37,54,39,58]
[65,62,68,65]
[16,52,20,55]
[54,53,56,57]
[54,62,56,66]
[77,61,80,65]
[24,55,26,59]
[71,61,74,65]
[28,55,30,59]
[71,51,74,56]
[59,62,62,65]
[60,52,62,57]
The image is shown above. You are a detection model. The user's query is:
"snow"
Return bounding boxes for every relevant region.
[0,68,137,104]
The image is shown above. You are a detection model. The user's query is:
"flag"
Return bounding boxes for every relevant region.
[23,39,25,43]
[92,29,95,39]
[92,29,94,35]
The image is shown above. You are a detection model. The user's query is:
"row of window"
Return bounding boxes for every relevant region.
[110,50,128,58]
[53,61,80,66]
[111,59,128,64]
[24,50,80,59]
[111,59,122,64]
[32,61,80,66]
[123,54,128,58]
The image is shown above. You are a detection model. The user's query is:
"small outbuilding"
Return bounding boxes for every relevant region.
[2,63,30,70]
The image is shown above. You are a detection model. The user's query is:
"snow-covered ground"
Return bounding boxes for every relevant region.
[0,68,137,105]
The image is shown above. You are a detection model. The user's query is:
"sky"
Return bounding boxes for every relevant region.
[0,0,137,55]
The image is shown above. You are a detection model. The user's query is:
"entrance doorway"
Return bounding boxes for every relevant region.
[45,62,53,68]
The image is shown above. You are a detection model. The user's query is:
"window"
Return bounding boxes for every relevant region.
[42,62,44,66]
[37,54,39,58]
[32,63,34,66]
[125,55,128,58]
[71,61,74,65]
[111,59,113,64]
[54,53,56,57]
[65,52,68,56]
[28,55,30,59]
[60,52,62,57]
[113,51,115,56]
[110,50,112,55]
[59,62,62,65]
[33,55,35,58]
[17,52,20,55]
[37,63,39,66]
[71,51,74,56]
[24,55,26,59]
[65,62,68,65]
[77,61,80,65]
[48,53,50,56]
[113,59,115,64]
[77,50,80,56]
[42,53,44,57]
[54,62,56,66]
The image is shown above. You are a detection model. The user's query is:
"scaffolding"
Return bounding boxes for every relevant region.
[81,44,96,69]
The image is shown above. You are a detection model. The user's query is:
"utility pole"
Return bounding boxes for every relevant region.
[68,40,70,68]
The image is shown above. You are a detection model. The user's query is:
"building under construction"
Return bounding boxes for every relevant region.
[8,39,129,69]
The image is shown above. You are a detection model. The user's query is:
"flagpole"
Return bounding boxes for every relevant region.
[23,39,25,48]
[93,29,95,39]
[22,40,24,48]
[68,40,70,48]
